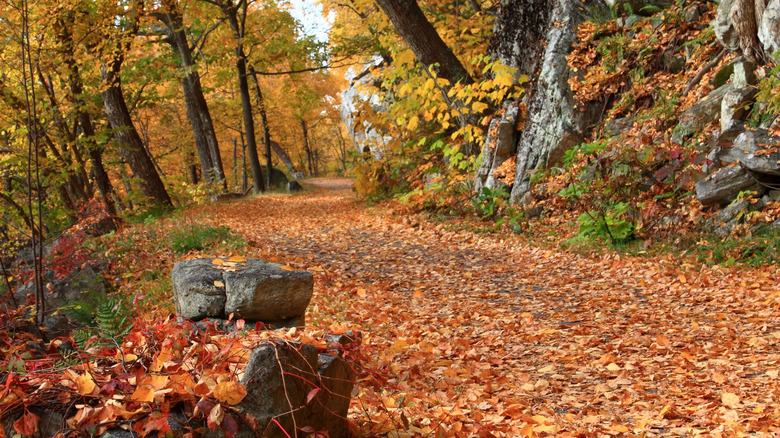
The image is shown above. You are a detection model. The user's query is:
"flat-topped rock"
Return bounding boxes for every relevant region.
[172,258,313,328]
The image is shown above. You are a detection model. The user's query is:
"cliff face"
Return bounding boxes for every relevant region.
[477,0,604,202]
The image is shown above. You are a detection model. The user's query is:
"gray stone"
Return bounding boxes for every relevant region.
[223,260,313,324]
[759,0,780,61]
[720,129,780,175]
[705,199,750,237]
[732,60,757,88]
[475,102,519,193]
[710,63,735,89]
[672,84,733,144]
[604,117,634,137]
[720,87,756,140]
[172,258,226,321]
[715,0,740,51]
[769,190,780,201]
[683,4,700,23]
[663,51,686,74]
[287,180,303,193]
[696,165,762,206]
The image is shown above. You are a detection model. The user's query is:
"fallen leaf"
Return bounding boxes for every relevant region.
[213,381,247,405]
[722,392,740,408]
[75,374,96,395]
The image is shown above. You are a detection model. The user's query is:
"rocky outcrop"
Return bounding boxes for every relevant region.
[172,258,313,328]
[509,0,604,202]
[715,0,740,51]
[340,59,391,158]
[474,103,519,193]
[719,129,780,175]
[759,0,780,60]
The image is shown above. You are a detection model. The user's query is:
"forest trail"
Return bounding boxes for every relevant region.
[201,184,780,436]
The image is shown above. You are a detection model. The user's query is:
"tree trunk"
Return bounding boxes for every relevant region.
[730,0,769,63]
[374,0,472,86]
[213,2,265,193]
[159,6,227,188]
[374,0,480,153]
[248,65,273,189]
[270,141,297,176]
[101,60,172,207]
[301,119,314,176]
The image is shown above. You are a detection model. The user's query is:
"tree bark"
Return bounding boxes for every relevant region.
[270,141,297,176]
[301,119,314,176]
[216,0,264,193]
[157,4,227,188]
[55,11,118,216]
[248,65,273,189]
[374,0,472,86]
[730,0,765,63]
[101,60,172,207]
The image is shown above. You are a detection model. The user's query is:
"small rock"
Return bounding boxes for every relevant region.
[604,117,634,137]
[720,87,756,138]
[695,165,762,206]
[719,129,780,175]
[705,200,750,236]
[683,4,700,23]
[732,59,757,88]
[287,180,303,192]
[768,190,780,202]
[673,84,733,144]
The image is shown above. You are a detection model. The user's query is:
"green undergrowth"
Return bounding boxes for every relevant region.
[77,212,246,320]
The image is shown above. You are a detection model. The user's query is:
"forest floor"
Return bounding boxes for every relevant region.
[194,178,780,437]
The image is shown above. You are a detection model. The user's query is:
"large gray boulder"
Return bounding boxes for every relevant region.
[759,0,780,60]
[720,129,780,175]
[474,102,519,193]
[696,165,762,206]
[224,262,313,326]
[260,166,289,189]
[206,334,359,438]
[172,258,313,328]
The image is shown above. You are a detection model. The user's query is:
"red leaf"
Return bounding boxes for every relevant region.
[306,387,320,404]
[13,411,40,435]
[220,413,239,438]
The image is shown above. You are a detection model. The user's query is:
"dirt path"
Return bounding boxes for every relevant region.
[203,184,780,436]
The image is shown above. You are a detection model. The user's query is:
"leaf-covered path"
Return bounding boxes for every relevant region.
[203,178,780,436]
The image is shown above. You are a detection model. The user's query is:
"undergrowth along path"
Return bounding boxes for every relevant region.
[201,178,780,436]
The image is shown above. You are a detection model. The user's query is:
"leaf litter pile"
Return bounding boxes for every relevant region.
[204,180,780,437]
[3,179,780,437]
